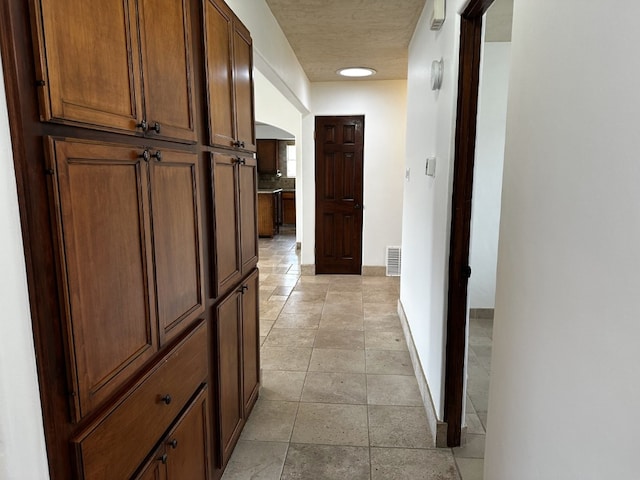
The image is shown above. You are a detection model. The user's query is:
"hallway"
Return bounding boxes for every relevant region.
[221,231,482,479]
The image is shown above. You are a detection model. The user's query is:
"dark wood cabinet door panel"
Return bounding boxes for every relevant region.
[204,0,235,148]
[165,387,210,480]
[48,139,157,420]
[134,447,167,480]
[241,270,259,415]
[215,291,243,466]
[149,150,204,345]
[74,321,207,480]
[233,22,255,152]
[33,0,143,132]
[256,139,277,174]
[239,158,258,274]
[138,0,197,142]
[211,153,241,297]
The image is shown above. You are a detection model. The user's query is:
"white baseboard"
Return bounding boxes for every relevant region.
[397,299,448,448]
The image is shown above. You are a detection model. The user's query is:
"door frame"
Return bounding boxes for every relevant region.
[443,0,496,447]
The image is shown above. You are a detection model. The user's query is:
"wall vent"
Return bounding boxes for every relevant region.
[385,246,402,276]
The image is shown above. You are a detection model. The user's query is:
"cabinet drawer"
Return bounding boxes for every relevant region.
[73,321,207,480]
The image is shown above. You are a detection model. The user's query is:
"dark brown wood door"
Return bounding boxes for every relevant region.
[233,22,255,152]
[216,291,243,467]
[211,153,242,297]
[239,156,258,275]
[47,139,157,420]
[165,387,210,480]
[241,270,259,415]
[204,0,235,148]
[137,0,197,142]
[149,150,204,345]
[315,116,364,274]
[34,0,143,132]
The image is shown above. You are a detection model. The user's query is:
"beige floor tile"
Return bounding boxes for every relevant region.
[240,399,298,442]
[362,291,399,304]
[288,290,327,303]
[292,282,330,292]
[260,320,275,337]
[367,374,423,406]
[325,291,363,304]
[281,301,324,315]
[365,350,413,375]
[465,412,486,435]
[260,371,307,402]
[221,440,288,480]
[455,457,484,480]
[291,403,368,446]
[301,372,366,404]
[319,313,364,331]
[365,329,408,351]
[308,348,366,373]
[314,329,364,349]
[363,315,401,331]
[264,328,317,348]
[370,447,460,480]
[323,302,363,316]
[281,444,370,480]
[328,283,363,293]
[364,303,398,317]
[274,313,321,329]
[261,347,312,371]
[368,405,433,448]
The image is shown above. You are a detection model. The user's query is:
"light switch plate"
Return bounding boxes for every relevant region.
[426,157,436,177]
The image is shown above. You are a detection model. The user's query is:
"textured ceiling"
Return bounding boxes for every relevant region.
[264,0,426,82]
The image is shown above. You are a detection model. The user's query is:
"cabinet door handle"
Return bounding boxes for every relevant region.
[234,157,246,165]
[151,151,162,162]
[151,122,161,134]
[136,120,148,132]
[239,284,248,294]
[159,453,168,464]
[160,394,172,405]
[233,140,245,148]
[139,149,150,162]
[168,439,178,449]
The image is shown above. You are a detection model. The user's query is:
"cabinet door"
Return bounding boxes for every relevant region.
[204,0,235,148]
[239,157,258,274]
[241,270,259,415]
[283,192,296,224]
[34,0,143,133]
[233,21,256,152]
[216,291,243,466]
[138,0,197,142]
[47,139,157,420]
[212,153,241,298]
[256,139,278,174]
[149,150,204,345]
[165,387,210,480]
[134,447,167,480]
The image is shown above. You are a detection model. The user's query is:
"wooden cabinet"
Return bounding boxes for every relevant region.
[32,0,196,142]
[204,0,255,151]
[74,322,208,480]
[211,152,258,298]
[47,138,204,420]
[215,269,259,467]
[256,139,278,174]
[283,191,296,225]
[134,386,211,480]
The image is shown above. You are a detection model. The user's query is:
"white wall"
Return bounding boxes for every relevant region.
[485,1,640,478]
[399,0,466,418]
[300,80,407,268]
[468,42,510,308]
[0,56,50,480]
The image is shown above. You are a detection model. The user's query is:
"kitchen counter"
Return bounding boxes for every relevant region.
[257,188,283,194]
[257,189,282,237]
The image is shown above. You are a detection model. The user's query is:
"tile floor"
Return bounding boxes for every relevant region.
[221,230,488,480]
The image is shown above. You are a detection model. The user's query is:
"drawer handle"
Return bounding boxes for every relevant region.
[151,150,162,162]
[136,120,149,132]
[233,140,245,148]
[168,439,178,449]
[151,122,161,134]
[139,149,151,162]
[159,453,168,465]
[160,394,172,405]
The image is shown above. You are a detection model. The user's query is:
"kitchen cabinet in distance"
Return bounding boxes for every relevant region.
[256,139,278,174]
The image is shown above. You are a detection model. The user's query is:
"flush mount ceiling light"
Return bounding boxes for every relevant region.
[337,67,377,78]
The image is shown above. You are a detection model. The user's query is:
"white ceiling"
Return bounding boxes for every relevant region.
[263,0,513,82]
